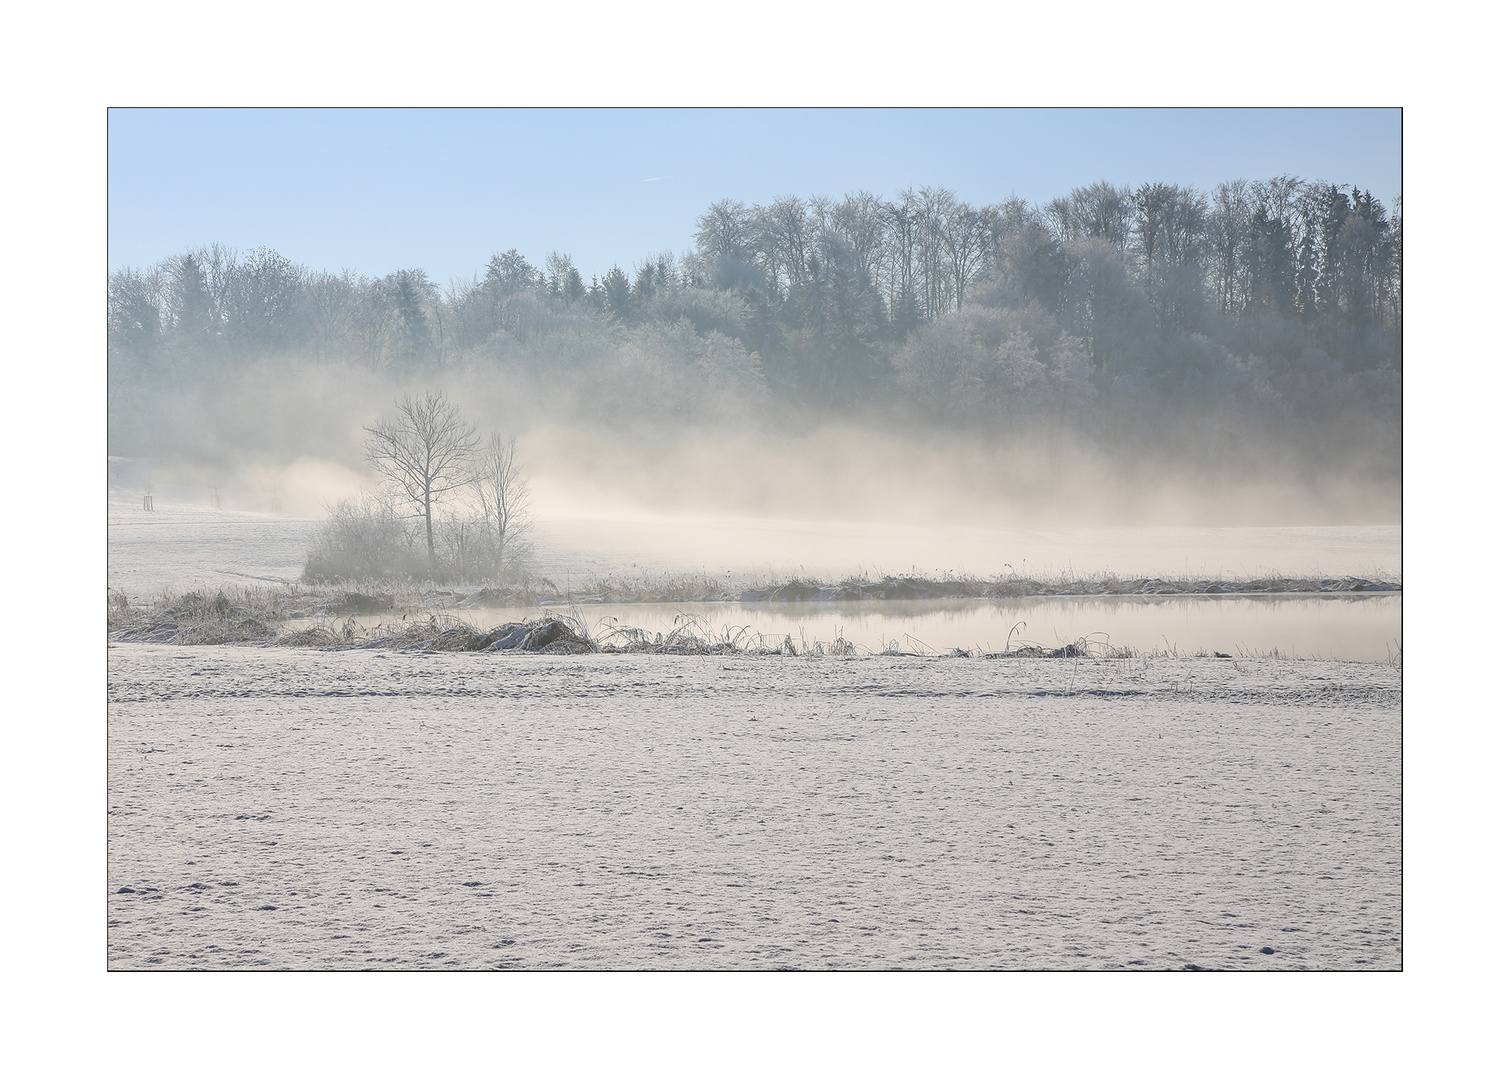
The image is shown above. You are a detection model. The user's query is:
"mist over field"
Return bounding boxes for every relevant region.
[106,165,1405,975]
[108,179,1402,529]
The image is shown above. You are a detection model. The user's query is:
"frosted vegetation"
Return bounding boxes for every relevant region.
[302,391,532,583]
[106,177,1402,524]
[107,568,1403,662]
[104,584,1132,658]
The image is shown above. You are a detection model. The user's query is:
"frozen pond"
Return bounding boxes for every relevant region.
[107,645,1402,971]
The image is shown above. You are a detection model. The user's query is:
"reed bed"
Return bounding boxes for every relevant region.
[107,571,1393,659]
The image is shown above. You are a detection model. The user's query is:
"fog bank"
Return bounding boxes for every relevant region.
[107,178,1402,530]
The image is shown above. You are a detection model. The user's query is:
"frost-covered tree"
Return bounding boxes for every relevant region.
[223,247,306,353]
[475,432,532,578]
[1208,180,1251,317]
[107,172,1402,483]
[388,269,438,366]
[486,249,536,295]
[601,266,632,321]
[107,266,164,363]
[545,252,586,302]
[363,391,480,573]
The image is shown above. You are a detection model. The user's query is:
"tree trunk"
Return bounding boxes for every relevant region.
[424,489,435,572]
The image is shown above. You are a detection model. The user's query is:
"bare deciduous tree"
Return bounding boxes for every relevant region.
[363,391,479,573]
[476,433,532,578]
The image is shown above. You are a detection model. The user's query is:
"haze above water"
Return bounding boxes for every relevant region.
[529,516,1401,582]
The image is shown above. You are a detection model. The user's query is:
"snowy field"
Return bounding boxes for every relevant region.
[107,646,1401,971]
[528,515,1403,583]
[107,490,1403,598]
[105,491,1403,970]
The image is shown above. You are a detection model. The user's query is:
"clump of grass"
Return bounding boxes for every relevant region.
[975,632,1139,660]
[175,618,279,646]
[325,592,395,615]
[110,584,320,645]
[107,590,134,630]
[595,613,774,655]
[338,613,599,654]
[722,570,1403,603]
[274,626,347,648]
[109,582,441,645]
[560,573,734,604]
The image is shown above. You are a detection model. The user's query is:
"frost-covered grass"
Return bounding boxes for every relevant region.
[109,583,406,632]
[736,569,1402,601]
[107,573,1400,660]
[524,568,1402,603]
[108,584,292,645]
[106,587,1147,660]
[483,568,1401,607]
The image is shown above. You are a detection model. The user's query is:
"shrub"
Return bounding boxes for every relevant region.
[302,493,428,583]
[432,509,531,584]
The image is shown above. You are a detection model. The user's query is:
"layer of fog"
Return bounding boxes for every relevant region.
[107,180,1402,543]
[107,357,1400,534]
[107,487,1401,607]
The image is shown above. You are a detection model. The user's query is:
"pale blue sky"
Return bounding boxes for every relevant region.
[108,108,1402,284]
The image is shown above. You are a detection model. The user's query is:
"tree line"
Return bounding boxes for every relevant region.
[108,175,1402,467]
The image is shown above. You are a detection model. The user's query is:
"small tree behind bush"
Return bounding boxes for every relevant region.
[476,433,532,578]
[433,507,532,583]
[305,392,534,585]
[363,390,480,574]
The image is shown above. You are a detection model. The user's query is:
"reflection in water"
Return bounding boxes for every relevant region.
[450,594,1402,663]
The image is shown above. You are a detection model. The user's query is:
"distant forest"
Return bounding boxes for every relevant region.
[108,177,1401,491]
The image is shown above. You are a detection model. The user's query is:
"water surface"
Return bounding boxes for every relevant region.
[456,594,1401,662]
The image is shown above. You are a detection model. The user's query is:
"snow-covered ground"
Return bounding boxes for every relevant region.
[105,492,1403,969]
[107,645,1402,970]
[108,491,1402,599]
[529,515,1403,583]
[108,493,316,598]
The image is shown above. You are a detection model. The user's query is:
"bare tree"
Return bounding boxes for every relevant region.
[834,190,886,285]
[942,201,991,311]
[914,186,956,320]
[1209,179,1251,317]
[694,199,752,262]
[765,195,813,297]
[363,391,480,573]
[476,432,532,578]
